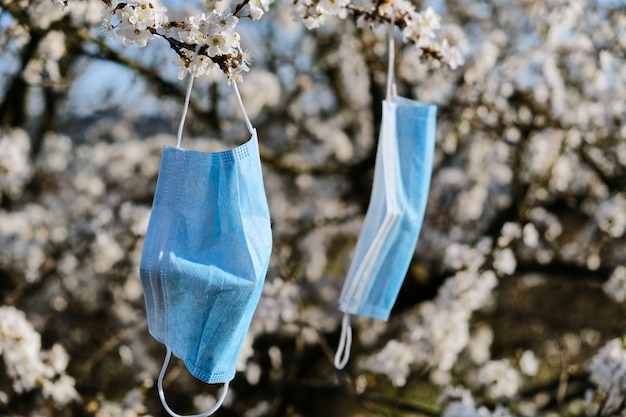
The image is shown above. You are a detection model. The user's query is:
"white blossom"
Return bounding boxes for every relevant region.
[588,338,626,414]
[23,30,66,84]
[95,389,150,417]
[249,277,301,336]
[248,0,265,20]
[493,248,517,276]
[476,359,522,400]
[400,5,441,50]
[440,388,516,417]
[317,0,349,19]
[363,340,415,387]
[0,129,32,198]
[595,193,626,238]
[106,0,168,47]
[0,306,79,404]
[497,222,521,247]
[522,223,540,248]
[439,38,465,70]
[519,350,539,377]
[467,325,494,365]
[603,266,626,303]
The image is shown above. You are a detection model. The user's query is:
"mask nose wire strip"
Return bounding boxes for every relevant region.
[158,346,230,417]
[334,313,352,370]
[232,81,255,137]
[176,45,200,149]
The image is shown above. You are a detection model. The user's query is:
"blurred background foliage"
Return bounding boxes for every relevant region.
[1,0,626,416]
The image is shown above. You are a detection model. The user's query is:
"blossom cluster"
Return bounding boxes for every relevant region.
[174,9,252,82]
[104,0,168,47]
[440,388,516,417]
[291,0,464,69]
[0,129,32,200]
[587,338,626,415]
[102,0,257,82]
[603,266,626,304]
[72,0,462,84]
[0,306,79,405]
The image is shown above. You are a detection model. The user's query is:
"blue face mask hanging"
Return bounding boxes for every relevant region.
[334,12,437,369]
[140,49,272,416]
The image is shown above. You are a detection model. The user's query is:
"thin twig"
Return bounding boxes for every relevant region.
[233,0,251,17]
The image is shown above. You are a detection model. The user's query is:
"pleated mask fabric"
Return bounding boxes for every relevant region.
[140,130,272,384]
[338,97,436,321]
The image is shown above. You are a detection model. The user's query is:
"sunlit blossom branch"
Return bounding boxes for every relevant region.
[87,0,463,80]
[100,0,261,83]
[145,26,245,76]
[344,3,399,27]
[292,0,464,69]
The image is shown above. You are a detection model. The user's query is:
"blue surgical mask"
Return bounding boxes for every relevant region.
[140,55,271,416]
[334,17,437,369]
[338,97,436,321]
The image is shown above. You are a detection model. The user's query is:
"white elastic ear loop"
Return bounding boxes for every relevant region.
[157,346,229,417]
[176,46,200,149]
[334,313,352,369]
[385,6,397,101]
[231,81,255,137]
